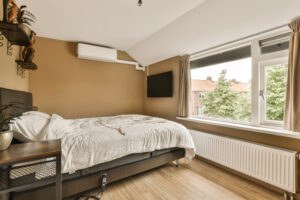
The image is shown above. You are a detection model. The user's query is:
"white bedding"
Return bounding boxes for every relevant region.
[16,114,196,174]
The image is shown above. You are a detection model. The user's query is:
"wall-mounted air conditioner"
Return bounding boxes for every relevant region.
[77,43,144,71]
[77,43,117,62]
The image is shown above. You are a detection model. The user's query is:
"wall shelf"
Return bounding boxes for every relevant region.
[15,60,37,70]
[0,2,38,78]
[0,21,31,47]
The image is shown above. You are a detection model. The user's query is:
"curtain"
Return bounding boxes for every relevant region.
[284,17,300,131]
[178,55,191,117]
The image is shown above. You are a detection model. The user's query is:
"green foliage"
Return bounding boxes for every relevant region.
[202,70,238,120]
[234,91,251,121]
[201,65,287,122]
[266,65,288,121]
[202,70,251,122]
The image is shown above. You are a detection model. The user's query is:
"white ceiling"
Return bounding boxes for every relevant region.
[128,0,300,66]
[18,0,300,66]
[17,0,205,50]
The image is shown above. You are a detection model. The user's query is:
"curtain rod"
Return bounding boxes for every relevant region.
[190,23,289,57]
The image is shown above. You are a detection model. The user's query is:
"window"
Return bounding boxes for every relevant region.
[260,58,288,125]
[198,92,205,98]
[190,31,290,128]
[191,49,252,122]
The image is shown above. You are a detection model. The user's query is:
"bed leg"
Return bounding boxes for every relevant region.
[99,173,107,195]
[175,160,179,168]
[284,192,288,200]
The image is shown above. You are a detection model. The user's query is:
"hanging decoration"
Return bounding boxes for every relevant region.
[6,1,36,25]
[22,31,36,62]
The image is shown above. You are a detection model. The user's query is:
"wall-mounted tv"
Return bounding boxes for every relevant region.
[147,71,173,98]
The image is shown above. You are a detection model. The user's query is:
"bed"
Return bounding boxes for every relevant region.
[0,88,195,200]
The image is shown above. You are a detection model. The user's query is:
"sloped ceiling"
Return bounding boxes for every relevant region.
[128,0,300,66]
[17,0,205,53]
[17,0,300,66]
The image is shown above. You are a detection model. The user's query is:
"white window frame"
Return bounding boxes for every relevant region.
[189,28,290,130]
[259,57,288,127]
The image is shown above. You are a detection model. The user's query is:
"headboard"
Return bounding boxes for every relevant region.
[0,88,33,143]
[0,87,33,113]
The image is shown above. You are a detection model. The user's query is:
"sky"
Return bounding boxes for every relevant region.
[191,58,252,83]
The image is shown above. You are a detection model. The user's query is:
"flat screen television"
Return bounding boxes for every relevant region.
[147,71,173,98]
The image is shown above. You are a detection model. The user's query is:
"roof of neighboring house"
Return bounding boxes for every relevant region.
[192,80,216,92]
[230,82,249,92]
[192,79,249,92]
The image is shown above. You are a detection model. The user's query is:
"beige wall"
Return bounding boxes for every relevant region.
[29,37,144,118]
[0,1,28,91]
[143,56,180,120]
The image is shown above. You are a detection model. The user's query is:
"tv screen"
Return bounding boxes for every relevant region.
[147,71,173,97]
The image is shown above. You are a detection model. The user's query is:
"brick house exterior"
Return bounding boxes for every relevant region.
[191,77,249,115]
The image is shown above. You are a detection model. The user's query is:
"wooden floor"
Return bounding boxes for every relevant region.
[83,159,283,200]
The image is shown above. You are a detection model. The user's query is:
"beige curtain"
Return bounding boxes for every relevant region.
[284,17,300,132]
[178,55,191,117]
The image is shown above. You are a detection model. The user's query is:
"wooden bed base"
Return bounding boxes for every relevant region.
[11,149,185,200]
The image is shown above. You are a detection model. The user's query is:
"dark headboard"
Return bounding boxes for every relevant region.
[0,87,33,111]
[0,88,33,143]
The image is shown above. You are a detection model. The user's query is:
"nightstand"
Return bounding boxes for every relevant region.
[0,140,62,200]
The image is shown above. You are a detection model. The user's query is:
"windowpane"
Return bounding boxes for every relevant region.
[191,58,252,122]
[265,64,288,121]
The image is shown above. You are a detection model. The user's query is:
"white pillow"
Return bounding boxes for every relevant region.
[9,112,50,142]
[40,114,72,140]
[22,111,51,119]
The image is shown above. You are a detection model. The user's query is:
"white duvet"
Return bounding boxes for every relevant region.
[37,114,195,173]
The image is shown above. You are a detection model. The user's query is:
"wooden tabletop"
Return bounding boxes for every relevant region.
[0,140,61,165]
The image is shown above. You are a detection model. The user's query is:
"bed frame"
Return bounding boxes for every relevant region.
[0,88,185,200]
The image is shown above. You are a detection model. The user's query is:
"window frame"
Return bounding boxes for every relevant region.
[189,28,290,130]
[259,57,288,127]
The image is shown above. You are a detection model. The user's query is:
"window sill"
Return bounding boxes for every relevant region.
[176,116,300,139]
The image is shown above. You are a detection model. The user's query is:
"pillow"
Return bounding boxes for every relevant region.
[22,111,51,119]
[9,112,50,142]
[39,114,72,140]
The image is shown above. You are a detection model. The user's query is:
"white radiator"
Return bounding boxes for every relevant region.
[189,129,298,193]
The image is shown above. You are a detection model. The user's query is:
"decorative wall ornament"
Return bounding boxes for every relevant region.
[6,0,36,25]
[0,33,4,47]
[6,41,13,56]
[17,5,36,26]
[0,0,38,78]
[22,31,36,62]
[7,0,18,23]
[16,64,26,78]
